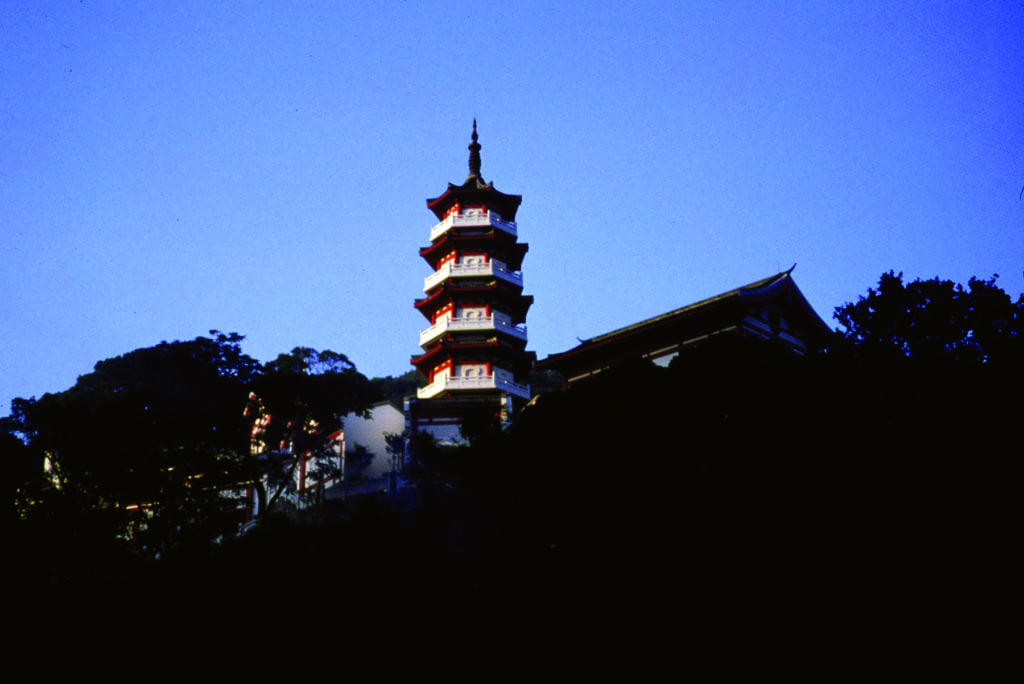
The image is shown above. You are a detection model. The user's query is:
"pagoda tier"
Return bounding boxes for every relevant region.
[412,337,535,377]
[412,121,534,405]
[414,271,534,324]
[416,304,530,349]
[419,231,528,272]
[426,180,522,223]
[412,338,536,401]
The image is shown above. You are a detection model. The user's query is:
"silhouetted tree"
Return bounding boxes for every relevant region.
[370,369,424,407]
[248,346,380,517]
[833,270,1022,363]
[9,332,258,548]
[6,335,379,551]
[0,426,39,527]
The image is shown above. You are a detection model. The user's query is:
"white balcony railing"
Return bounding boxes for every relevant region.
[417,375,531,400]
[423,259,523,292]
[419,315,528,347]
[429,210,517,242]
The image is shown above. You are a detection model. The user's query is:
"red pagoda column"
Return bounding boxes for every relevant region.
[409,122,534,438]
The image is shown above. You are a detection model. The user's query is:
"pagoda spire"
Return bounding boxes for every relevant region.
[466,119,482,182]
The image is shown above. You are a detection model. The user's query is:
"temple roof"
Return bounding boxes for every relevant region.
[536,267,831,373]
[426,121,522,221]
[591,267,826,345]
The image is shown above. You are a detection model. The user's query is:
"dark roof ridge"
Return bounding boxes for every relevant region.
[581,268,799,347]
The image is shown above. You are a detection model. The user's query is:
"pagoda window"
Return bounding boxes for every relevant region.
[457,362,490,378]
[457,306,488,319]
[460,251,488,266]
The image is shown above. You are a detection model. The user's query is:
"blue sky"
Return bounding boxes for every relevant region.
[3,1,1023,411]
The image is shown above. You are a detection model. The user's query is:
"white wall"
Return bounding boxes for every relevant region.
[342,402,406,480]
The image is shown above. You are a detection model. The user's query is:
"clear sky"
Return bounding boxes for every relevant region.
[3,1,1023,412]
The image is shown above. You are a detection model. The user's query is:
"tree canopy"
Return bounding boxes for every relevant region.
[833,270,1022,363]
[5,333,379,552]
[10,333,257,509]
[247,346,380,516]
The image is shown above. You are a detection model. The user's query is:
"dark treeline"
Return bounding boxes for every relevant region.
[402,271,1022,640]
[3,272,1021,650]
[436,337,1018,619]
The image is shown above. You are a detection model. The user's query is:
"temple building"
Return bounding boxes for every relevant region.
[536,267,831,389]
[406,122,535,441]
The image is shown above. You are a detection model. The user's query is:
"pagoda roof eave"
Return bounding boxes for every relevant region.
[413,337,535,370]
[419,232,527,259]
[415,280,531,309]
[415,291,533,324]
[420,245,529,273]
[426,179,523,222]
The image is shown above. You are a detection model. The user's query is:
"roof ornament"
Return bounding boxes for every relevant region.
[467,118,482,181]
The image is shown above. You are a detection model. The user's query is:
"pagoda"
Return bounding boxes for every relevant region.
[408,122,534,437]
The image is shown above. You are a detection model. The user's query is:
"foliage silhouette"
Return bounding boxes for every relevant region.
[248,346,380,518]
[6,333,378,553]
[833,270,1022,363]
[369,369,424,407]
